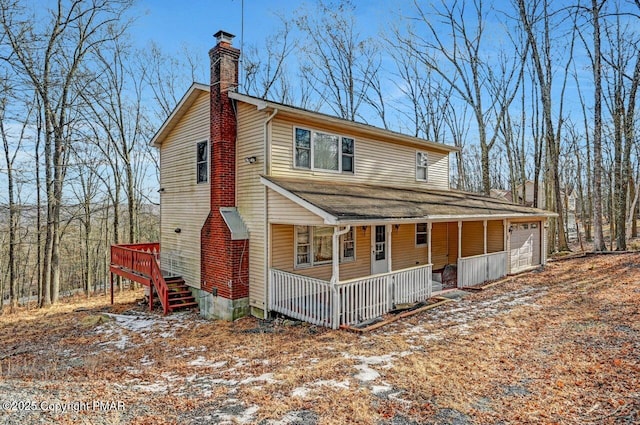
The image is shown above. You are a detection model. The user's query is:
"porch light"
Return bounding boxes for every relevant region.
[394,224,400,231]
[245,156,257,164]
[174,228,182,233]
[361,226,367,234]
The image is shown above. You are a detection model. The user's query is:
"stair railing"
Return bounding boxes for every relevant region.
[149,256,170,315]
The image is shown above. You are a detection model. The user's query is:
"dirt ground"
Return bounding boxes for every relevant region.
[0,253,639,425]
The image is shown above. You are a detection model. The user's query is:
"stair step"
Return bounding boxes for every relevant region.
[167,289,191,296]
[169,296,196,303]
[169,301,198,311]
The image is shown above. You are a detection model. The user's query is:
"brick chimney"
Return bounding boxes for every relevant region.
[200,30,249,320]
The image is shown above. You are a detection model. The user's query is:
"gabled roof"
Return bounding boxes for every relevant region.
[230,92,460,154]
[149,83,460,154]
[262,176,556,225]
[150,82,209,147]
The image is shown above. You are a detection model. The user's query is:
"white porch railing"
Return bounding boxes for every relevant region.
[268,269,334,327]
[269,264,432,329]
[457,251,507,288]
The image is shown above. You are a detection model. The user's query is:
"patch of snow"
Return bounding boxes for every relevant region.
[291,379,350,398]
[188,356,228,368]
[132,382,167,393]
[212,378,240,386]
[291,387,311,398]
[140,355,154,366]
[222,405,259,424]
[372,384,393,394]
[315,379,350,389]
[355,364,380,382]
[161,372,182,382]
[240,373,276,385]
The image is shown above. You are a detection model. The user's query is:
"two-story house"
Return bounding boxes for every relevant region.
[110,31,554,329]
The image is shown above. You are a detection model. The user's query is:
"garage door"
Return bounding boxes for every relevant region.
[510,222,541,273]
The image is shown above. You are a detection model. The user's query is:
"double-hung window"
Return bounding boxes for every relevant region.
[196,141,208,183]
[416,223,428,246]
[295,226,356,267]
[295,127,355,173]
[416,151,428,182]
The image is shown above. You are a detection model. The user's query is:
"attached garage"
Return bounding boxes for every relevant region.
[509,222,542,273]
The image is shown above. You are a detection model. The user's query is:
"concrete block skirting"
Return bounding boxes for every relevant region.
[194,288,250,321]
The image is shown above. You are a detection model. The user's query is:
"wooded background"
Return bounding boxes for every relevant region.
[1,0,639,311]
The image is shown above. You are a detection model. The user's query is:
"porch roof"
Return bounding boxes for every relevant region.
[262,176,557,225]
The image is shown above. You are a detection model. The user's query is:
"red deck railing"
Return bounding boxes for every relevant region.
[110,243,170,315]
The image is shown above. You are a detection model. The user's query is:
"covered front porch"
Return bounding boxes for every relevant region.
[262,176,552,329]
[268,221,509,329]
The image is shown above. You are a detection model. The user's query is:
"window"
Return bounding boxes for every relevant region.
[341,227,355,262]
[295,128,311,168]
[313,226,333,264]
[416,223,428,246]
[296,226,311,266]
[295,226,356,267]
[416,151,428,181]
[295,127,354,173]
[342,137,354,173]
[196,141,208,183]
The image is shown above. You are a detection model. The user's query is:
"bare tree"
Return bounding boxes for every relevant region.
[396,0,526,195]
[242,15,297,103]
[295,0,380,122]
[516,0,573,252]
[0,0,133,305]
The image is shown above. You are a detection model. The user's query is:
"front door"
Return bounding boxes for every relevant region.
[372,225,388,274]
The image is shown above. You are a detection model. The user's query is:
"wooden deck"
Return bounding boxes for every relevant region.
[110,243,197,314]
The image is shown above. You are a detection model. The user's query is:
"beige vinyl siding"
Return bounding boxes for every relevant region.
[267,190,326,225]
[431,223,449,269]
[271,224,371,281]
[270,117,450,190]
[159,90,210,289]
[236,102,267,310]
[461,221,484,258]
[487,220,505,252]
[391,224,429,270]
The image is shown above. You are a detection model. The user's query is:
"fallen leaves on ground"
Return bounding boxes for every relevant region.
[0,253,639,424]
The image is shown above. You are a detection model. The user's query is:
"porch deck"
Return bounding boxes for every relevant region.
[269,250,509,329]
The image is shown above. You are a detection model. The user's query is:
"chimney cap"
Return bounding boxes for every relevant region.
[214,30,235,45]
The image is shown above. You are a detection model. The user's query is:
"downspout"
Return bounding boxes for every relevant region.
[331,225,351,329]
[263,108,278,317]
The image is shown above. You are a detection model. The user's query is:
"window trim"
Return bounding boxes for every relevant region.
[416,151,428,182]
[340,226,356,263]
[293,126,355,174]
[196,140,209,184]
[415,223,428,247]
[294,226,356,268]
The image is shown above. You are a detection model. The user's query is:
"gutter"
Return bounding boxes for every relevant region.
[262,107,278,316]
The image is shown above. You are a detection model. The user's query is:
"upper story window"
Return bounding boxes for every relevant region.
[416,223,428,246]
[196,141,208,183]
[295,127,355,173]
[416,151,428,182]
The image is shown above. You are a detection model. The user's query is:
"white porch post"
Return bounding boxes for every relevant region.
[387,224,392,272]
[503,219,508,251]
[457,221,462,259]
[483,220,488,254]
[427,222,432,264]
[331,225,351,329]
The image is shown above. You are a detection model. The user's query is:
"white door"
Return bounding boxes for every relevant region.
[372,225,389,274]
[510,222,541,273]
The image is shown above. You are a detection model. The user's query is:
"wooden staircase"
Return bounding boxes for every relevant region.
[164,276,199,312]
[110,243,199,315]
